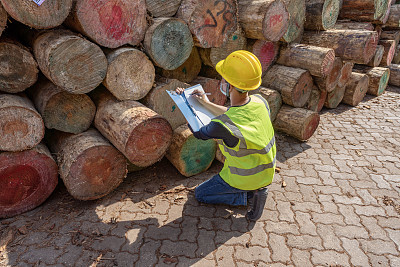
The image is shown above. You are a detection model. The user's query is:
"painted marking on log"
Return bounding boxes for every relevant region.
[172,105,176,112]
[232,35,238,40]
[378,71,389,95]
[196,0,234,35]
[270,14,283,27]
[181,136,215,176]
[99,3,129,41]
[258,42,276,72]
[2,120,29,137]
[182,67,187,74]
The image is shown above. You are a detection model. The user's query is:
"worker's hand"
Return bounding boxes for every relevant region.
[191,89,210,105]
[175,87,185,95]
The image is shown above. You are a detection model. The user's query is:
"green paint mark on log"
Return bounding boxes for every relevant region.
[378,71,389,95]
[172,105,176,112]
[181,137,216,176]
[182,67,187,74]
[232,35,238,40]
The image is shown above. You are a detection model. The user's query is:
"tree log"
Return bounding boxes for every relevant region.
[0,143,58,218]
[342,73,369,106]
[281,0,306,43]
[380,30,400,46]
[29,79,95,134]
[199,64,222,80]
[389,63,400,86]
[249,86,283,121]
[215,146,225,164]
[337,61,354,88]
[334,20,375,31]
[262,64,313,107]
[47,129,127,200]
[0,4,7,37]
[91,87,173,167]
[177,0,238,48]
[190,76,227,106]
[103,47,155,101]
[0,94,44,152]
[247,39,280,75]
[392,45,400,64]
[366,45,385,67]
[144,18,194,70]
[383,4,400,28]
[238,0,289,42]
[33,29,107,94]
[273,105,320,141]
[306,85,327,112]
[1,0,72,29]
[339,0,390,23]
[324,85,346,108]
[65,0,147,48]
[314,57,342,92]
[301,30,379,64]
[353,66,390,96]
[277,43,336,77]
[165,124,217,177]
[379,40,396,66]
[304,0,340,30]
[146,0,182,17]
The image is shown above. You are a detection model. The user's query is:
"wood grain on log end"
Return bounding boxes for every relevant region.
[306,85,327,112]
[191,76,227,106]
[367,45,384,67]
[338,61,354,88]
[324,85,346,109]
[247,39,280,75]
[314,57,342,92]
[281,0,306,43]
[342,72,369,106]
[304,0,340,31]
[146,0,182,17]
[379,40,396,66]
[354,66,390,96]
[389,63,400,86]
[392,45,400,64]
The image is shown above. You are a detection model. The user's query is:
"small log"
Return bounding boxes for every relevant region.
[353,66,390,96]
[334,20,375,31]
[324,85,346,108]
[238,0,289,42]
[0,94,44,152]
[158,46,202,83]
[342,73,369,106]
[306,85,327,112]
[33,29,107,94]
[304,0,341,31]
[314,57,342,92]
[190,76,227,106]
[366,45,385,67]
[339,0,390,23]
[380,31,400,46]
[249,86,283,121]
[247,39,280,74]
[165,124,217,177]
[383,4,400,28]
[91,87,173,167]
[146,0,181,17]
[103,47,155,101]
[262,64,313,108]
[277,43,336,77]
[273,105,320,141]
[177,0,238,48]
[392,45,400,64]
[389,63,400,86]
[144,18,193,70]
[65,0,147,48]
[0,143,58,218]
[47,129,127,200]
[281,0,306,43]
[301,30,379,64]
[0,4,7,36]
[1,0,73,29]
[337,61,354,88]
[379,40,396,66]
[29,79,96,134]
[199,64,222,80]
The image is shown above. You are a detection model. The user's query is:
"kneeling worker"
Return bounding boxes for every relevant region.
[176,50,276,221]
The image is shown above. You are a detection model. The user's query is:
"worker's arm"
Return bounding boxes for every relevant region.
[188,121,239,148]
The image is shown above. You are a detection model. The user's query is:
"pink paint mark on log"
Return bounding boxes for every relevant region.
[99,3,128,41]
[258,42,276,72]
[269,14,283,27]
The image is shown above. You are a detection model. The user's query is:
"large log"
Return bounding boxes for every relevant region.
[314,57,342,92]
[144,18,193,70]
[324,85,346,108]
[337,61,354,88]
[353,66,390,96]
[247,39,280,75]
[91,87,173,167]
[339,0,390,23]
[306,85,327,112]
[273,105,320,141]
[65,0,147,48]
[262,64,313,108]
[103,47,155,101]
[0,143,58,218]
[380,31,400,47]
[281,0,306,43]
[47,129,127,200]
[0,4,7,37]
[1,0,72,29]
[166,124,217,177]
[392,45,400,64]
[238,0,289,42]
[334,20,375,31]
[33,29,107,94]
[0,94,44,152]
[0,40,38,93]
[249,86,282,121]
[379,40,396,66]
[277,43,336,77]
[301,30,379,64]
[190,76,227,106]
[342,73,369,106]
[383,4,400,28]
[29,79,96,134]
[146,0,181,17]
[304,0,340,31]
[177,0,238,48]
[367,45,385,67]
[389,63,400,86]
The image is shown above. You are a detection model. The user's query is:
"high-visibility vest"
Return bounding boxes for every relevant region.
[212,94,276,190]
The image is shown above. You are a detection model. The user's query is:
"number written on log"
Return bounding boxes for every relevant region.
[196,0,234,35]
[270,14,283,27]
[31,0,45,6]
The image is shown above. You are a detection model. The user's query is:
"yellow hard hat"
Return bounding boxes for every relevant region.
[215,50,262,91]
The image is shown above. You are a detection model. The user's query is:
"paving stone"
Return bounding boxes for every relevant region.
[136,240,161,266]
[179,216,199,242]
[179,257,215,267]
[196,229,216,258]
[317,224,343,251]
[215,231,250,246]
[360,216,388,240]
[249,222,268,246]
[269,233,291,264]
[291,202,322,213]
[286,234,323,250]
[121,225,146,253]
[276,201,295,222]
[215,245,235,266]
[318,171,337,186]
[386,228,400,251]
[291,248,312,267]
[91,235,125,253]
[312,212,345,226]
[73,250,100,267]
[353,205,386,216]
[320,201,339,214]
[310,250,350,266]
[388,255,400,267]
[360,239,399,255]
[146,224,180,241]
[56,245,83,266]
[235,245,271,263]
[265,221,300,235]
[332,195,363,205]
[333,225,369,239]
[198,217,232,231]
[298,185,318,202]
[294,211,317,235]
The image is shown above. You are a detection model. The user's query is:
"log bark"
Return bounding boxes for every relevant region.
[342,72,369,106]
[353,66,390,96]
[277,43,336,78]
[0,94,44,152]
[0,4,7,37]
[383,4,400,28]
[392,44,400,64]
[29,79,96,134]
[273,105,320,141]
[301,30,379,64]
[144,18,194,70]
[281,0,306,43]
[47,129,127,200]
[91,87,173,167]
[262,64,313,107]
[177,0,238,48]
[238,0,289,42]
[33,29,107,94]
[146,0,182,17]
[380,30,400,47]
[367,45,385,67]
[190,76,227,106]
[306,85,327,112]
[339,0,390,23]
[304,0,340,31]
[1,0,72,29]
[379,40,396,66]
[337,61,354,88]
[334,20,375,31]
[247,39,280,75]
[0,143,58,218]
[165,124,217,177]
[314,57,342,92]
[389,63,400,86]
[103,47,155,101]
[249,86,282,121]
[65,0,147,48]
[324,85,346,108]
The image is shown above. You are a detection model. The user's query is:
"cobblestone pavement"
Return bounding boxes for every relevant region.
[1,87,400,267]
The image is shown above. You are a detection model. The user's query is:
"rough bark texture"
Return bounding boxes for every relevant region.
[342,72,369,106]
[281,0,306,43]
[0,4,7,36]
[177,0,238,48]
[337,61,354,88]
[262,64,313,108]
[249,86,282,121]
[389,63,400,86]
[247,39,280,75]
[103,47,155,101]
[190,76,227,106]
[392,44,400,64]
[306,85,327,112]
[273,105,320,141]
[0,94,44,152]
[380,30,400,46]
[277,43,336,77]
[146,0,182,17]
[334,20,375,31]
[165,124,217,177]
[91,87,173,167]
[144,18,194,70]
[314,57,342,92]
[29,79,96,134]
[339,0,390,23]
[0,143,58,218]
[383,4,400,28]
[1,0,73,29]
[47,129,127,200]
[367,45,385,67]
[353,65,390,96]
[324,85,346,108]
[304,0,340,30]
[379,40,396,66]
[65,0,147,48]
[33,29,107,94]
[238,0,289,41]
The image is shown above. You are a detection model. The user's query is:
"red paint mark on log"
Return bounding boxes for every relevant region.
[270,14,283,27]
[304,114,320,141]
[2,120,28,137]
[99,3,128,41]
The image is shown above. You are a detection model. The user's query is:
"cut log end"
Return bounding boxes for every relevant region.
[191,77,227,106]
[292,71,313,107]
[338,61,354,88]
[324,85,346,109]
[306,85,327,113]
[282,0,306,43]
[262,0,290,41]
[321,0,340,30]
[248,40,280,74]
[342,73,369,106]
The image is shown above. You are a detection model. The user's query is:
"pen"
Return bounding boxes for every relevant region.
[190,92,211,96]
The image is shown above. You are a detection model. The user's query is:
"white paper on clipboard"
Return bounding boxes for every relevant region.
[166,84,217,132]
[32,0,46,6]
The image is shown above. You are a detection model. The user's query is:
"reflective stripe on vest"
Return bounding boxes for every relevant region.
[253,94,271,117]
[229,156,276,176]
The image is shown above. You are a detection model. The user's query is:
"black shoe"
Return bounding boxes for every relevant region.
[246,187,268,221]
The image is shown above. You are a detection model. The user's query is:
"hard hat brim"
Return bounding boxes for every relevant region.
[215,60,261,91]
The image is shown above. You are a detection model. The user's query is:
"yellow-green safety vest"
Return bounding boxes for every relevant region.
[212,94,276,190]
